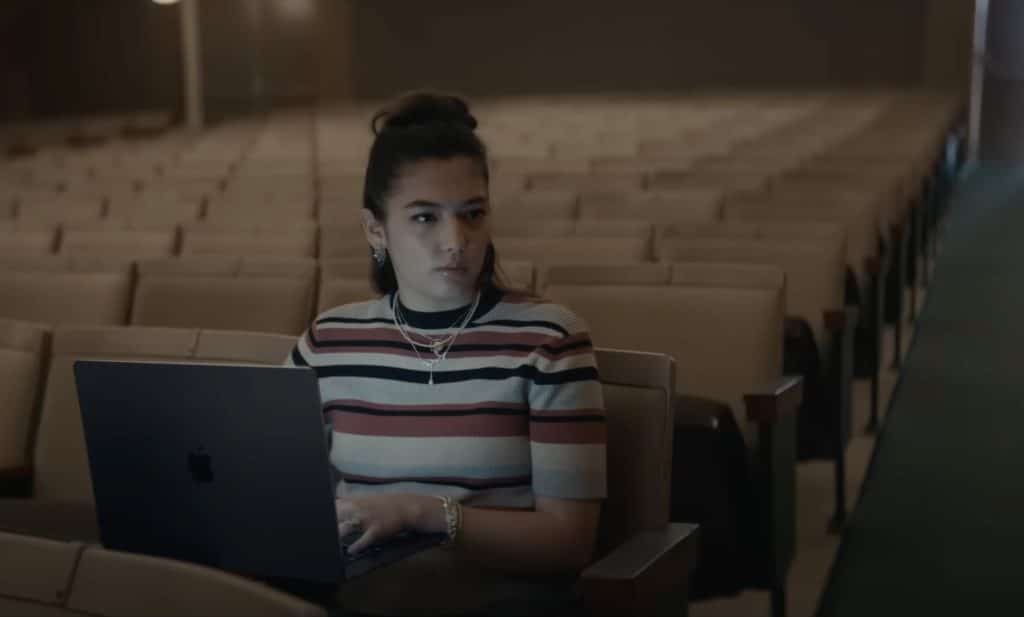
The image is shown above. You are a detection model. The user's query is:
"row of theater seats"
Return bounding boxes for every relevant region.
[0,320,697,615]
[0,91,965,617]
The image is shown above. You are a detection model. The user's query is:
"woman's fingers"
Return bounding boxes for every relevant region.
[346,526,376,554]
[337,518,363,539]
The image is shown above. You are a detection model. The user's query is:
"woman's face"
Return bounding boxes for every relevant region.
[363,156,491,311]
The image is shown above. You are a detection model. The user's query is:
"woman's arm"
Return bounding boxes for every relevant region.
[339,493,602,575]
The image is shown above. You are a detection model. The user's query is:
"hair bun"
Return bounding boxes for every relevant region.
[372,91,478,135]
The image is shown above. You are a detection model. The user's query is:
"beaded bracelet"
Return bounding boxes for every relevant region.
[436,496,462,546]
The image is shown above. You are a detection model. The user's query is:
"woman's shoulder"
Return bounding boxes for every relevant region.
[490,288,591,338]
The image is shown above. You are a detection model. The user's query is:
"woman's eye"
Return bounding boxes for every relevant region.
[411,213,436,223]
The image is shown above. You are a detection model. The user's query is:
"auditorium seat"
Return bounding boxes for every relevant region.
[58,222,178,258]
[0,221,59,256]
[0,320,50,479]
[542,264,800,610]
[578,190,723,224]
[0,531,85,616]
[318,224,369,260]
[317,258,378,312]
[494,189,579,221]
[131,257,317,335]
[495,236,652,264]
[105,193,204,225]
[16,195,106,225]
[180,222,317,258]
[65,545,328,616]
[576,347,699,616]
[0,256,134,326]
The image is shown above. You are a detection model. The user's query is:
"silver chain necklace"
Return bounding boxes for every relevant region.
[391,291,481,385]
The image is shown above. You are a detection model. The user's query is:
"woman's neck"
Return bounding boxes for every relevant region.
[396,288,476,313]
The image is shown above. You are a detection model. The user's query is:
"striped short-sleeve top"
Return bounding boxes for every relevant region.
[286,284,607,508]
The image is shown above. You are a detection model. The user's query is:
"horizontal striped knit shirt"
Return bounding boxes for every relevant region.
[285,284,607,508]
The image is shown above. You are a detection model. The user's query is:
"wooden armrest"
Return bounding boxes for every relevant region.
[0,465,32,498]
[744,376,803,425]
[577,523,699,617]
[825,307,859,335]
[672,394,726,429]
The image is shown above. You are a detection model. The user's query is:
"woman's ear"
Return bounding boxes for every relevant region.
[361,209,387,251]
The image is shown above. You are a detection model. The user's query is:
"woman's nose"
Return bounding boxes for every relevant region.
[440,217,468,253]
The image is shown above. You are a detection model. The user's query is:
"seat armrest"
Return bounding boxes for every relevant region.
[577,523,699,617]
[0,465,32,498]
[744,376,803,425]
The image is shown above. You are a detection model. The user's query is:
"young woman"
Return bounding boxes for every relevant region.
[287,92,606,616]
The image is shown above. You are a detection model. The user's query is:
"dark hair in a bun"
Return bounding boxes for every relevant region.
[371,92,478,135]
[362,91,495,295]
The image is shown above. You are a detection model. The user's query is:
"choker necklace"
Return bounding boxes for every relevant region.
[391,292,481,385]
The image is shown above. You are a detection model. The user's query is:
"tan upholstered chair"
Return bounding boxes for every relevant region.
[576,347,698,616]
[0,221,58,256]
[318,224,370,260]
[0,320,50,482]
[527,171,645,193]
[59,222,178,258]
[132,257,317,336]
[543,269,800,615]
[65,545,327,617]
[0,256,134,326]
[317,258,379,312]
[105,194,204,225]
[0,531,86,616]
[0,326,308,540]
[180,222,317,258]
[494,190,579,221]
[495,237,652,265]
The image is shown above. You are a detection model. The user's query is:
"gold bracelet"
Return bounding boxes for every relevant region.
[436,496,462,545]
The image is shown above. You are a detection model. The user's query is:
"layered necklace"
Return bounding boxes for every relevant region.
[391,291,481,385]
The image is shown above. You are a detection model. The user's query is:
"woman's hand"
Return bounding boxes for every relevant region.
[335,494,446,554]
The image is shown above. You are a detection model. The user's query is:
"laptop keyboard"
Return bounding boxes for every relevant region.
[337,531,448,578]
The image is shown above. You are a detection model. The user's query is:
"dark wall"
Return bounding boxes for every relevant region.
[349,0,935,100]
[980,0,1024,161]
[1,0,181,122]
[0,0,973,123]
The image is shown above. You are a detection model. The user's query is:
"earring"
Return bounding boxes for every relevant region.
[372,248,387,266]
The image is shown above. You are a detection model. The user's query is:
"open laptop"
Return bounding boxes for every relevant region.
[73,360,446,585]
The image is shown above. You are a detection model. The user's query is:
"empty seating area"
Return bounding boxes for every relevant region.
[0,90,965,616]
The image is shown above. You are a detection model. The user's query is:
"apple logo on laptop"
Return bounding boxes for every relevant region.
[188,446,214,483]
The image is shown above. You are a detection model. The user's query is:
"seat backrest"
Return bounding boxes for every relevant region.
[0,256,134,327]
[527,171,645,193]
[0,222,58,256]
[578,195,721,224]
[496,259,534,294]
[32,326,199,502]
[180,222,317,258]
[105,195,203,225]
[0,531,86,616]
[659,236,846,350]
[131,257,316,336]
[318,224,369,259]
[592,348,675,554]
[0,319,50,470]
[192,329,298,365]
[59,223,177,258]
[494,190,579,220]
[545,283,784,442]
[67,545,327,617]
[540,263,671,290]
[495,236,652,264]
[723,194,880,275]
